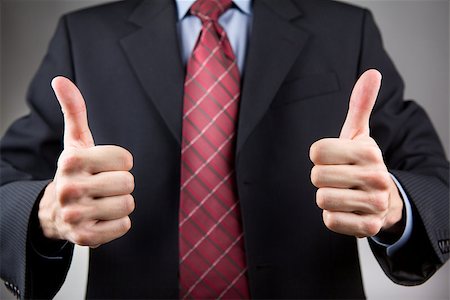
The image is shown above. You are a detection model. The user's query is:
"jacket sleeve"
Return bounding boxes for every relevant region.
[358,9,449,285]
[0,16,75,299]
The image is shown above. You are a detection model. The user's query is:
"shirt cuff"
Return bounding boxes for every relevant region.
[370,174,413,256]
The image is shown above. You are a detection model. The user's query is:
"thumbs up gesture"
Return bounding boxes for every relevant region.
[309,70,404,238]
[38,77,135,247]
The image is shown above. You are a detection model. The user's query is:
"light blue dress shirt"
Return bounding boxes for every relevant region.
[176,0,252,73]
[174,0,412,255]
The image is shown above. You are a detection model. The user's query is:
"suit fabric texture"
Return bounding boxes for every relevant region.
[0,0,449,299]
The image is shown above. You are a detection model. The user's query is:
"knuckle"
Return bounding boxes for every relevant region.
[378,172,392,190]
[124,194,136,215]
[123,172,135,193]
[323,211,338,230]
[58,150,83,173]
[371,170,391,190]
[360,145,383,163]
[363,219,382,236]
[373,147,385,163]
[121,217,132,233]
[72,231,92,246]
[315,189,326,209]
[362,170,377,185]
[61,207,81,224]
[310,139,327,163]
[369,191,389,212]
[310,166,321,187]
[363,146,381,162]
[363,170,389,190]
[57,180,83,202]
[309,141,320,163]
[121,149,134,170]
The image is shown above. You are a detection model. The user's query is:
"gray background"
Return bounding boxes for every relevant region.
[1,0,449,299]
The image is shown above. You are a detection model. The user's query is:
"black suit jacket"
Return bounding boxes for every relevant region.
[1,0,449,299]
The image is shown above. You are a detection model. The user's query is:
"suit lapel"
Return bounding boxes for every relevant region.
[237,0,310,156]
[119,0,309,149]
[120,0,185,144]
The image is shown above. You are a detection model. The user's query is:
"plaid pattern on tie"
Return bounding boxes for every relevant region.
[178,0,250,299]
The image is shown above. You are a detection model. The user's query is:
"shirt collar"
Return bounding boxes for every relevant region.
[176,0,252,20]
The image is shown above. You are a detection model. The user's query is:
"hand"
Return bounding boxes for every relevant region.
[38,77,135,247]
[309,69,404,238]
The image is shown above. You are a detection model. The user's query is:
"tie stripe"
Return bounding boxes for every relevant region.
[183,62,239,121]
[180,133,235,191]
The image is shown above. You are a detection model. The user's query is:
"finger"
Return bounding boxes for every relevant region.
[86,146,133,173]
[52,76,94,148]
[58,146,133,175]
[310,138,383,166]
[310,138,358,165]
[311,165,362,189]
[89,195,135,221]
[90,171,134,197]
[76,171,134,198]
[316,188,388,214]
[90,217,131,245]
[340,69,382,140]
[70,216,131,246]
[60,195,135,224]
[311,165,390,190]
[322,210,383,237]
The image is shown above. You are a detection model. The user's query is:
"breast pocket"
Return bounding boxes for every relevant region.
[271,72,340,109]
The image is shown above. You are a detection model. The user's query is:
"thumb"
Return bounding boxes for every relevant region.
[52,76,95,148]
[339,69,382,139]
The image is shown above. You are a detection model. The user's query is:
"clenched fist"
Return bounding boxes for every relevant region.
[310,70,404,238]
[38,77,135,247]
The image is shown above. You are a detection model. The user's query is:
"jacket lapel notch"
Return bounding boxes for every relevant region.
[127,0,171,27]
[260,0,304,21]
[120,0,185,145]
[236,0,310,156]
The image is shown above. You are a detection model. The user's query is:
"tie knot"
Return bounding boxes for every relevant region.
[190,0,233,22]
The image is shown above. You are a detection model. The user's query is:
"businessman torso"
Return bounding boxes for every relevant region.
[70,1,363,297]
[1,0,448,299]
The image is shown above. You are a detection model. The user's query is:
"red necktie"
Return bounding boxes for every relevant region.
[179,0,250,299]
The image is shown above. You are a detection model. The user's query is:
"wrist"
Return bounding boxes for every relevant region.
[377,179,405,243]
[38,181,63,241]
[31,182,70,257]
